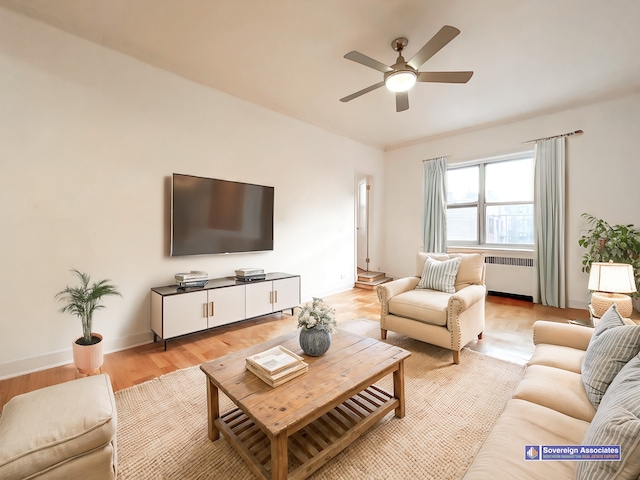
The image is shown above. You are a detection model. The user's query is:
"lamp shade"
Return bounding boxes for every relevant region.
[588,262,637,293]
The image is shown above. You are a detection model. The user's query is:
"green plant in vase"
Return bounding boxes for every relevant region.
[578,213,640,297]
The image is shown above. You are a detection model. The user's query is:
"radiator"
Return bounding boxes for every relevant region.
[484,256,537,302]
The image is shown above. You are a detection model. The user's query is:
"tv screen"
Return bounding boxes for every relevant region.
[171,173,274,256]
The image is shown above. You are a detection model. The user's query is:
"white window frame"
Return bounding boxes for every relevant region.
[447,150,535,249]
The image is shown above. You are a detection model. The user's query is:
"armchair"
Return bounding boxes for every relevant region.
[376,252,486,364]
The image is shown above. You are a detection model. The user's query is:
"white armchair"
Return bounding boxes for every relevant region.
[376,252,486,364]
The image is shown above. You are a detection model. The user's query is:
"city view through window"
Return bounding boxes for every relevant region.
[446,156,534,246]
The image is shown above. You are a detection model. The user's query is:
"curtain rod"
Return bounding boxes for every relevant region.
[422,156,448,163]
[523,129,583,144]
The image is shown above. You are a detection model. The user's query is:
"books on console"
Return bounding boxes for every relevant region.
[175,270,209,288]
[235,267,266,282]
[245,345,308,387]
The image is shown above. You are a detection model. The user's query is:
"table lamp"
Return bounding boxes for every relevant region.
[588,261,637,318]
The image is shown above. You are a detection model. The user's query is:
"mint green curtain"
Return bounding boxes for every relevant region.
[534,137,566,307]
[422,157,447,253]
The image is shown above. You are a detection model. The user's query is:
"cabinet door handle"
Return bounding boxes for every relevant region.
[202,303,208,318]
[210,301,215,317]
[274,290,278,303]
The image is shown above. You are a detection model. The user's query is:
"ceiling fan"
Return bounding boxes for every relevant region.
[340,25,473,112]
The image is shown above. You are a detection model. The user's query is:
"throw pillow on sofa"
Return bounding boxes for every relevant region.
[581,304,640,409]
[416,256,461,294]
[575,353,640,480]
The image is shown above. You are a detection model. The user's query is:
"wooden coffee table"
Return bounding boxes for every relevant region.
[200,329,410,480]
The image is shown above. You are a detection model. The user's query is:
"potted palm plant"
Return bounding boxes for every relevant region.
[55,269,121,373]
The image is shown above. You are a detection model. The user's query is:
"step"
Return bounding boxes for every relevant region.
[354,277,393,290]
[357,271,386,283]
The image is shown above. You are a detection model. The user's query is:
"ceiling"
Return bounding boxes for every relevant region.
[3,0,640,150]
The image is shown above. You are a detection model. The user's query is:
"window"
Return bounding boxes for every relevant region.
[446,153,534,247]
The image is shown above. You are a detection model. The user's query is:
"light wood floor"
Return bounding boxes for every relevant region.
[0,289,590,409]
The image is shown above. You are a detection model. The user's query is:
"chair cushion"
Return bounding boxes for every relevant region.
[416,252,484,291]
[581,304,640,409]
[576,353,640,480]
[388,289,450,326]
[416,256,461,293]
[452,253,485,290]
[0,374,117,479]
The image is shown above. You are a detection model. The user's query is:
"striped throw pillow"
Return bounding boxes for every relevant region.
[416,256,461,293]
[576,353,640,479]
[581,304,640,409]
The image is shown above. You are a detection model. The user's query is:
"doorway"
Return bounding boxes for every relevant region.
[354,174,391,289]
[356,174,370,272]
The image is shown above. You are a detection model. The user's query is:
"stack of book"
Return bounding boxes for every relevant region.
[245,346,308,387]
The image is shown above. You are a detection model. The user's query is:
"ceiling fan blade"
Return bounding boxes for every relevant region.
[344,51,393,73]
[417,71,474,83]
[396,91,409,112]
[407,25,460,70]
[340,81,385,103]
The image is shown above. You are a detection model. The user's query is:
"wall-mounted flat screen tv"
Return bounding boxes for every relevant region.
[171,173,274,256]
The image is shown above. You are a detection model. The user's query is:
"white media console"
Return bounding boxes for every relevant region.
[150,272,300,349]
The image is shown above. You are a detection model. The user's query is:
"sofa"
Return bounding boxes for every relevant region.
[0,373,117,479]
[463,305,640,479]
[376,252,486,364]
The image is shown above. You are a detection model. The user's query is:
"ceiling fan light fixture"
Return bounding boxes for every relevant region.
[385,70,417,92]
[341,27,470,110]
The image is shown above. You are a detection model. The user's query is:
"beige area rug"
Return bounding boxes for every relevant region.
[115,318,525,479]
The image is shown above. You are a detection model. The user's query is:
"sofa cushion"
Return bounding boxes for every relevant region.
[462,399,589,480]
[576,353,640,480]
[527,343,586,374]
[416,252,484,291]
[388,289,449,326]
[416,256,461,293]
[581,304,640,409]
[514,364,596,422]
[0,374,117,479]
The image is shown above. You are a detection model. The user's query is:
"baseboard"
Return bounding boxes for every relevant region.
[0,331,155,380]
[103,331,155,354]
[0,348,72,381]
[487,291,533,302]
[302,282,357,303]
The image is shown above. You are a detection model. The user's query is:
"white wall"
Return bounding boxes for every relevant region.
[0,9,384,377]
[382,92,640,309]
